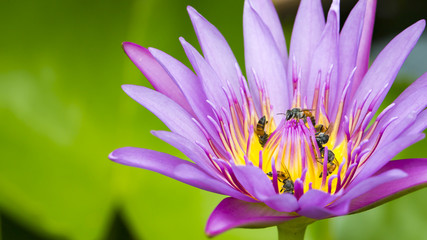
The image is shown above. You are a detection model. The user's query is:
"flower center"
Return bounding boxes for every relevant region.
[195,70,354,198]
[253,112,347,195]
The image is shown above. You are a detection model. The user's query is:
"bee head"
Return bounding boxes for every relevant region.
[285,110,292,120]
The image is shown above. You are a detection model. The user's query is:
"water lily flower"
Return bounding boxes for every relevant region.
[109,0,427,238]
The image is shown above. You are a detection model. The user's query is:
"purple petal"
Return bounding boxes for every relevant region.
[148,47,207,111]
[297,189,348,219]
[262,193,299,213]
[337,0,366,111]
[187,6,241,103]
[122,42,193,115]
[351,0,377,97]
[151,130,218,176]
[349,20,426,128]
[288,0,325,94]
[307,2,339,111]
[248,0,288,67]
[374,72,427,146]
[349,158,427,213]
[403,110,427,137]
[148,48,224,149]
[206,197,297,237]
[331,168,407,208]
[232,165,276,200]
[174,164,255,203]
[180,38,229,110]
[298,189,335,209]
[122,85,208,146]
[350,133,425,187]
[243,0,291,117]
[297,201,350,219]
[109,147,227,194]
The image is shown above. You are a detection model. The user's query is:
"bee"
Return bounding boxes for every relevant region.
[255,116,269,147]
[258,133,269,147]
[266,170,294,194]
[315,132,329,148]
[318,148,339,178]
[314,124,328,133]
[255,116,268,136]
[267,170,290,181]
[315,124,330,148]
[281,179,295,194]
[284,108,316,126]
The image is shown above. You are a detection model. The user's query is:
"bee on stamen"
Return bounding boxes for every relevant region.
[280,108,316,126]
[266,170,294,194]
[314,124,328,133]
[255,116,269,147]
[315,124,330,148]
[317,148,339,178]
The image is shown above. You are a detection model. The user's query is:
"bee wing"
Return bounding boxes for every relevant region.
[281,168,292,181]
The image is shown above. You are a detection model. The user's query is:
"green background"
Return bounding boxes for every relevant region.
[0,0,426,239]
